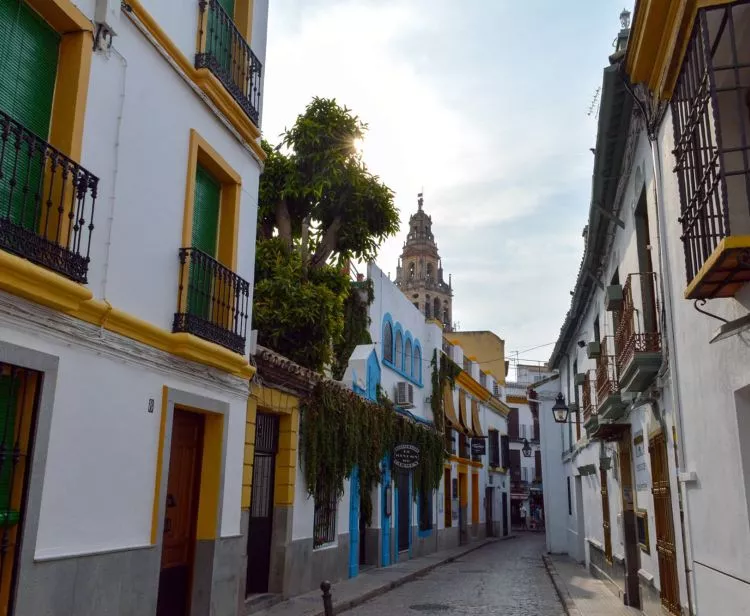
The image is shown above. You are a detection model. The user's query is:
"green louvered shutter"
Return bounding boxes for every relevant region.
[208,0,236,74]
[0,0,60,230]
[190,165,220,319]
[0,376,19,527]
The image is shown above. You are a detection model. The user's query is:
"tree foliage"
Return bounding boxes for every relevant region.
[253,98,399,372]
[258,97,399,268]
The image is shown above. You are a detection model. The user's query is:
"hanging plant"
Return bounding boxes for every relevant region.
[331,279,374,380]
[300,380,446,524]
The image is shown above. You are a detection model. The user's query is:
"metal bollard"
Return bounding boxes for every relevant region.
[320,580,334,616]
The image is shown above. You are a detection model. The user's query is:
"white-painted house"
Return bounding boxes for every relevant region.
[0,0,266,613]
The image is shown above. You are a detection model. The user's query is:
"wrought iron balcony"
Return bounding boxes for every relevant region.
[595,337,626,421]
[0,110,98,283]
[173,247,250,354]
[615,273,662,392]
[582,369,599,437]
[671,2,750,299]
[196,0,262,125]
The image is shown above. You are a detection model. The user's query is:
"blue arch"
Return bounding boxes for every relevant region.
[404,331,413,378]
[413,341,423,384]
[382,313,394,364]
[393,322,404,371]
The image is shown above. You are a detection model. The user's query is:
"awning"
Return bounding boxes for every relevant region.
[471,398,485,438]
[458,390,471,434]
[443,384,460,430]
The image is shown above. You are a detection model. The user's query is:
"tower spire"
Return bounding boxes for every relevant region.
[417,191,424,211]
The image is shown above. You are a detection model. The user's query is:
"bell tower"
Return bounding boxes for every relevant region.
[395,194,453,330]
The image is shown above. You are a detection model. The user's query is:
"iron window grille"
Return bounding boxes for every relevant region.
[383,322,394,363]
[196,0,263,125]
[671,1,750,285]
[313,486,337,548]
[500,434,510,469]
[173,247,250,354]
[488,430,500,467]
[0,109,99,283]
[419,490,433,531]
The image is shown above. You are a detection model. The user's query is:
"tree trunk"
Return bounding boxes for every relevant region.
[275,198,293,251]
[310,217,342,269]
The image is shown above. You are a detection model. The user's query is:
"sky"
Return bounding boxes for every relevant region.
[262,0,634,370]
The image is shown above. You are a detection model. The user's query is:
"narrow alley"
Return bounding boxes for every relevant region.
[348,535,562,616]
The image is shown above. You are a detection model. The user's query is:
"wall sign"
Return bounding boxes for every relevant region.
[471,439,486,456]
[393,443,420,469]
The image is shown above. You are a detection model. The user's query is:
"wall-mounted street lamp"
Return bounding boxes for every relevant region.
[522,438,532,458]
[552,393,569,424]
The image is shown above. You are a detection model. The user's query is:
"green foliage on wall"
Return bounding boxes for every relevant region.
[299,381,446,525]
[430,350,463,434]
[331,279,374,380]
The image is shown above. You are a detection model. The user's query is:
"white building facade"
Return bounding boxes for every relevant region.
[543,5,750,615]
[0,0,266,613]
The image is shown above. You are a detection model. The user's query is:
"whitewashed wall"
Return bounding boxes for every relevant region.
[0,299,247,559]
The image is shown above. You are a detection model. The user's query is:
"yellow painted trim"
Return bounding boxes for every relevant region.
[488,396,510,417]
[506,395,528,405]
[467,355,477,361]
[275,409,299,506]
[683,235,750,299]
[457,371,490,401]
[253,384,299,415]
[27,0,92,31]
[0,254,255,377]
[426,318,444,329]
[183,129,242,271]
[235,0,254,43]
[196,412,224,540]
[150,386,169,544]
[448,455,482,469]
[124,0,265,158]
[627,0,733,100]
[242,396,256,508]
[0,251,93,311]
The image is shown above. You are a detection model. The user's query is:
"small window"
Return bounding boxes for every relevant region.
[405,339,413,375]
[419,490,433,531]
[383,321,393,363]
[489,430,500,467]
[395,331,403,369]
[414,346,422,381]
[313,486,337,548]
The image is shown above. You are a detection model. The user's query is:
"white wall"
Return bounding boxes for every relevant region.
[0,305,247,559]
[80,24,261,349]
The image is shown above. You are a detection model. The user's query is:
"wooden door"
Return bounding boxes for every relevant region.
[600,467,613,564]
[396,470,410,552]
[619,433,641,608]
[650,433,680,615]
[157,410,204,616]
[485,486,493,537]
[502,492,509,536]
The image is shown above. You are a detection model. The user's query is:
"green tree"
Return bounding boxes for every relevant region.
[254,98,399,372]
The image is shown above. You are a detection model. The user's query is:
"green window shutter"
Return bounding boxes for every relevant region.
[217,0,235,15]
[192,165,220,256]
[0,0,60,229]
[189,165,221,320]
[0,376,19,527]
[208,0,236,74]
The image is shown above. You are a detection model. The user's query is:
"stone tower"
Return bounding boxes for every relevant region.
[395,194,453,330]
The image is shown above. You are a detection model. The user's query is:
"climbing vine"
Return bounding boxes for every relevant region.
[331,279,374,380]
[300,380,446,524]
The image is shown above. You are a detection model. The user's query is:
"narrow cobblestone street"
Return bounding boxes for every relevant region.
[346,535,563,615]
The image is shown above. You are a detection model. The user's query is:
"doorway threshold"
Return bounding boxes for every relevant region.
[245,593,283,614]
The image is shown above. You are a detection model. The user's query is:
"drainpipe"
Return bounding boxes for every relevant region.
[619,72,696,616]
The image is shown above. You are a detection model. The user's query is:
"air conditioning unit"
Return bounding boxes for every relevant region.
[587,341,601,359]
[395,382,415,408]
[606,284,624,311]
[574,372,586,386]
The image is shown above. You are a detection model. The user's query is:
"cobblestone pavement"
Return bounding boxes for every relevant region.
[346,535,564,615]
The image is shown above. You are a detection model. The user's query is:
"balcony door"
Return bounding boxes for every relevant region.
[189,165,221,319]
[0,0,59,229]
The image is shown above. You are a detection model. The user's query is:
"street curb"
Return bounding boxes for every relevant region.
[325,537,502,616]
[542,554,582,616]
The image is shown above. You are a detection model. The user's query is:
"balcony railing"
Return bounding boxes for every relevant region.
[196,0,262,125]
[671,2,750,298]
[173,247,250,354]
[596,336,620,403]
[582,370,597,421]
[0,110,98,283]
[615,273,661,373]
